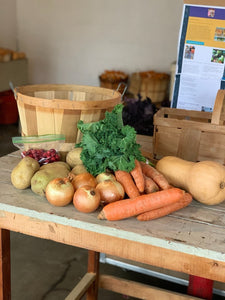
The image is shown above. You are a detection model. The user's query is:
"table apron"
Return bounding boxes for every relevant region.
[0,210,224,283]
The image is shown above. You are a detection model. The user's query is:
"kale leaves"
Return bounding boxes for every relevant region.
[76,104,145,176]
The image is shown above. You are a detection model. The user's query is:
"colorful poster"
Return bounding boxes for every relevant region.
[172,5,225,111]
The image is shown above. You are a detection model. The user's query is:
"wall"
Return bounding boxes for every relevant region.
[15,0,183,86]
[0,0,17,50]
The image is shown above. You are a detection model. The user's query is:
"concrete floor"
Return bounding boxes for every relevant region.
[1,123,225,300]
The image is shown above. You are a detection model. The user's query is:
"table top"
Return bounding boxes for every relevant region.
[1,148,225,282]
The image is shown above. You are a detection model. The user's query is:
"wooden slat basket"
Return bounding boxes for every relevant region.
[15,84,122,144]
[153,89,225,164]
[99,70,128,95]
[128,71,170,103]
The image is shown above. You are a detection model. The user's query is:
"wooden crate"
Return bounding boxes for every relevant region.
[153,89,225,164]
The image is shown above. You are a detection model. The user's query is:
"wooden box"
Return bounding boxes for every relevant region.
[153,89,225,164]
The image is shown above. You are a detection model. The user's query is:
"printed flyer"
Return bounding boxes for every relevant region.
[172,4,225,111]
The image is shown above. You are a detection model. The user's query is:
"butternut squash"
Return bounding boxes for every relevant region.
[156,156,225,205]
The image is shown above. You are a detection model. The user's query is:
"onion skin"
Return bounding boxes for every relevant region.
[46,177,74,207]
[70,172,97,190]
[73,185,101,213]
[96,172,116,184]
[96,179,125,204]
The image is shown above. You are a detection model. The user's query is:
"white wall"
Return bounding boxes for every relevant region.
[0,0,17,50]
[15,0,183,86]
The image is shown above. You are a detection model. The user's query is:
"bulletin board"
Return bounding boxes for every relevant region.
[171,0,225,111]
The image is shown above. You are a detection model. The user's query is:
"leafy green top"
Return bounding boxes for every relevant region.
[76,104,145,176]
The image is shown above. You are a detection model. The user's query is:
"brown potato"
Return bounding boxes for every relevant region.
[11,157,40,189]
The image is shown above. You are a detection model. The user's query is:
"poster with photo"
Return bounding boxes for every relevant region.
[172,4,225,111]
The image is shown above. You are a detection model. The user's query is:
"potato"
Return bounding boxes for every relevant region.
[31,166,70,197]
[40,161,71,171]
[66,148,83,168]
[71,164,88,175]
[11,157,40,189]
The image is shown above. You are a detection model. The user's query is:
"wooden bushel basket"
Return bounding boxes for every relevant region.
[153,89,225,164]
[128,71,170,103]
[15,84,122,144]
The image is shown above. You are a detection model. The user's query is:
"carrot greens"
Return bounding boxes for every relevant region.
[76,104,145,176]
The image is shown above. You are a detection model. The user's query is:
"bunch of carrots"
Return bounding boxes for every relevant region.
[98,160,192,221]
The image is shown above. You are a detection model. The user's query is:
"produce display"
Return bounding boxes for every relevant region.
[30,161,70,197]
[156,156,225,205]
[73,185,101,213]
[136,193,193,221]
[66,147,83,168]
[12,134,65,165]
[45,177,74,207]
[11,156,40,189]
[76,104,144,176]
[10,104,225,222]
[96,180,124,204]
[69,172,97,190]
[122,96,157,136]
[70,164,88,175]
[98,188,185,221]
[21,148,61,165]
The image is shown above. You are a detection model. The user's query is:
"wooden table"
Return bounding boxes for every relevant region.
[0,150,225,299]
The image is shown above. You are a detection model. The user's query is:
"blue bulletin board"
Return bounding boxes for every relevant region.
[172,1,225,111]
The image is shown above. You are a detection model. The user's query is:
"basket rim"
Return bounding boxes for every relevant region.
[15,83,121,96]
[15,84,122,110]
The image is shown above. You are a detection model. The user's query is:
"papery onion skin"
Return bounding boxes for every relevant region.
[70,172,97,190]
[96,172,116,184]
[46,177,74,207]
[73,185,101,213]
[96,179,125,204]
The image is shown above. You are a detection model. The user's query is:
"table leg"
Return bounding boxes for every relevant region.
[0,229,11,300]
[86,250,100,300]
[187,275,213,300]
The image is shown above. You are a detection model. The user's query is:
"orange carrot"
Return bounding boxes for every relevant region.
[137,193,192,221]
[130,159,145,193]
[144,175,159,194]
[140,162,171,190]
[97,188,184,221]
[115,170,140,199]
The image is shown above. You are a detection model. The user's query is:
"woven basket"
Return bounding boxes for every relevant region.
[129,71,170,103]
[15,84,122,144]
[99,70,128,93]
